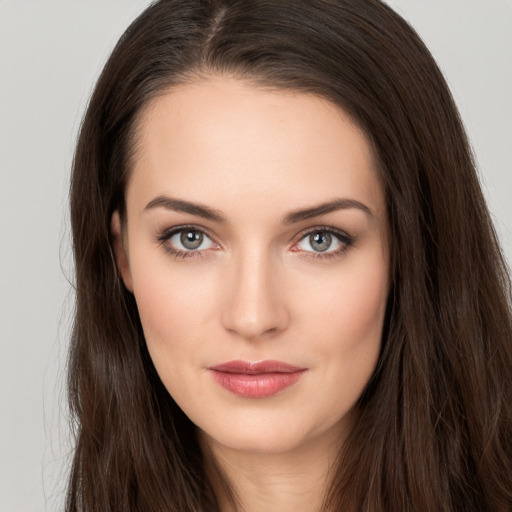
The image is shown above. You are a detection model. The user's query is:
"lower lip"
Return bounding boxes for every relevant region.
[210,370,306,398]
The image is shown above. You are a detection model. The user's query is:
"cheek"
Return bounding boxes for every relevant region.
[129,252,218,369]
[300,254,388,343]
[296,252,389,397]
[331,272,387,345]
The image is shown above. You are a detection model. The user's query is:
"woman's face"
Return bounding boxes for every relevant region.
[113,76,390,455]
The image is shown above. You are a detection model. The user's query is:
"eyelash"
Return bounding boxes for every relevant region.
[156,225,354,261]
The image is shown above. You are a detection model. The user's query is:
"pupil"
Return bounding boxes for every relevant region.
[310,232,332,252]
[181,230,203,250]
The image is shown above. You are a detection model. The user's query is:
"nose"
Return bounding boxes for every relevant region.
[221,247,289,340]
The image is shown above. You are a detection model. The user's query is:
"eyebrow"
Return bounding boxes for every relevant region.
[144,196,226,223]
[144,196,373,224]
[282,198,373,224]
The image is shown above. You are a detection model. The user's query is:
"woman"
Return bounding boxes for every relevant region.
[67,0,512,510]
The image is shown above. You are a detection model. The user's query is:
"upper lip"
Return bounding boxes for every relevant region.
[208,360,306,374]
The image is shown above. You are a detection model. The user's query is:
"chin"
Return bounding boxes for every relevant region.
[200,426,307,455]
[195,407,347,457]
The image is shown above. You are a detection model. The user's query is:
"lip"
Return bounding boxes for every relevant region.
[208,360,307,398]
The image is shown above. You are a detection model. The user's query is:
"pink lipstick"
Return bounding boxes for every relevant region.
[208,360,307,398]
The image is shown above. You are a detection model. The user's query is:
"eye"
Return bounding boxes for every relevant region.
[170,229,214,251]
[294,228,353,256]
[157,226,218,258]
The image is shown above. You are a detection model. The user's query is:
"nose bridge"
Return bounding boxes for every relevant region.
[221,242,288,339]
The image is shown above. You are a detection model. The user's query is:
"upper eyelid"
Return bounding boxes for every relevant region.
[293,225,354,243]
[157,224,217,243]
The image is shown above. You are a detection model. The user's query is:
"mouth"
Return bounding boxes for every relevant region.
[207,360,307,398]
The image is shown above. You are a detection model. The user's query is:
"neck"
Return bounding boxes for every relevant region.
[201,427,344,512]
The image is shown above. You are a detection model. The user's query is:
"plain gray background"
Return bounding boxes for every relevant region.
[0,1,510,510]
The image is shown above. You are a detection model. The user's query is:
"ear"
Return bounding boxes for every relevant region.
[111,211,133,292]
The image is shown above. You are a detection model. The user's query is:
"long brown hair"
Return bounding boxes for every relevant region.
[68,1,512,510]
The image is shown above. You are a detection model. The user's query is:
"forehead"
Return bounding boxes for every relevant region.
[127,76,385,217]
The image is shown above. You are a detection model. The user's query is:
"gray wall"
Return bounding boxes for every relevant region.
[0,1,510,510]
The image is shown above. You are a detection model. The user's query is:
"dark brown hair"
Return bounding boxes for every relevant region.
[68,0,512,510]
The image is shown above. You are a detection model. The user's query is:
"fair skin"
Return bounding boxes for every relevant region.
[112,76,389,512]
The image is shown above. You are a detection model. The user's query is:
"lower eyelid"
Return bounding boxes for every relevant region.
[297,240,352,262]
[164,247,207,260]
